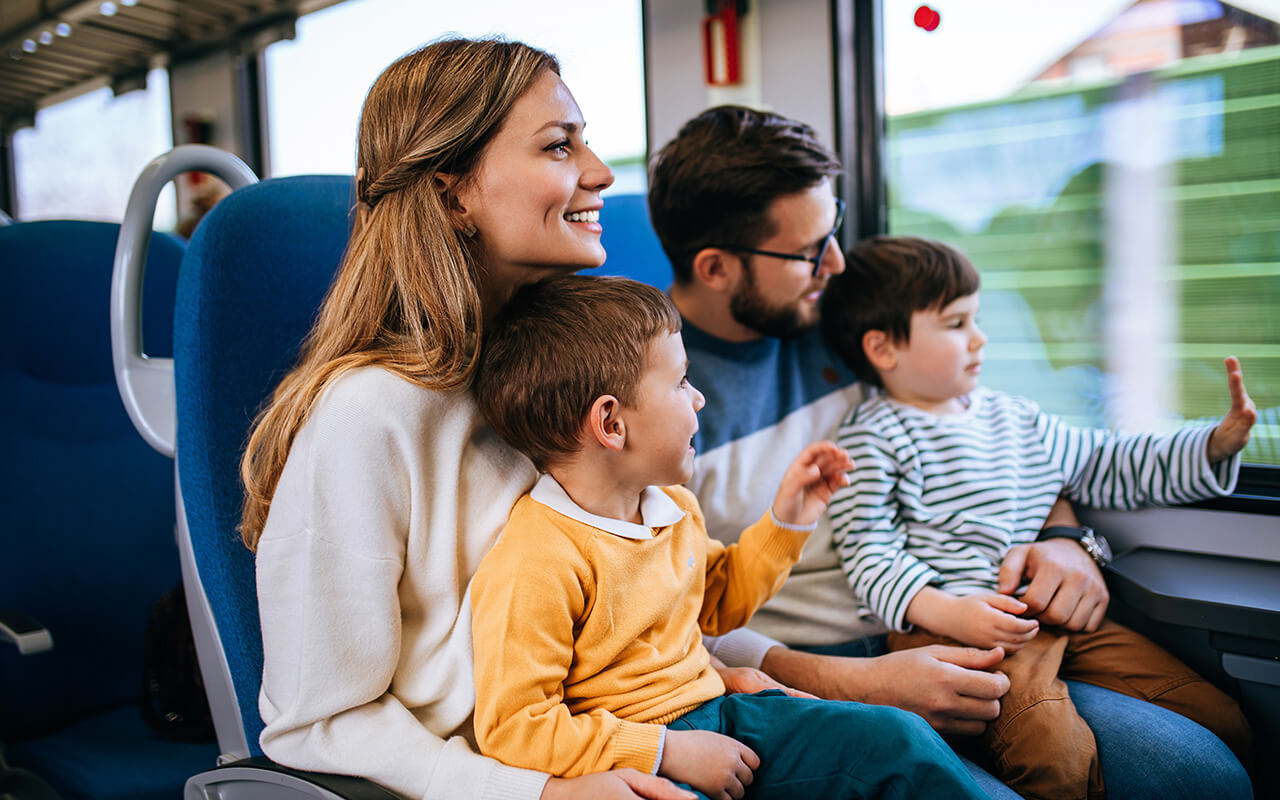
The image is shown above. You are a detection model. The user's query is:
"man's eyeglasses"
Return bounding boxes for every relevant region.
[708,198,846,277]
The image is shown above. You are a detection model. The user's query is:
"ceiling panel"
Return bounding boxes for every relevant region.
[0,0,311,128]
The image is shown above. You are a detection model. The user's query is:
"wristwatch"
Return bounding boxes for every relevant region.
[1039,525,1113,568]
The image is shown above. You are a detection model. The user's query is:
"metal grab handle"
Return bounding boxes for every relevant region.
[111,144,258,458]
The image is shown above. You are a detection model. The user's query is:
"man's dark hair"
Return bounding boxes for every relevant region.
[648,105,841,284]
[820,235,981,388]
[475,274,681,471]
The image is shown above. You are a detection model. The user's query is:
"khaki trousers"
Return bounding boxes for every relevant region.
[889,620,1252,800]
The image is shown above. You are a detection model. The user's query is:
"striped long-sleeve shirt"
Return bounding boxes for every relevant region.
[829,387,1241,632]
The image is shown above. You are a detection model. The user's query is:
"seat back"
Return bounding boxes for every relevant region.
[0,220,183,736]
[173,176,355,758]
[597,193,672,289]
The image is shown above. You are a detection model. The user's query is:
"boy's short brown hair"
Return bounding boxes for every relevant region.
[820,235,981,388]
[475,274,682,470]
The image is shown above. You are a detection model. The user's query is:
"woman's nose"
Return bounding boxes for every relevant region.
[580,145,614,191]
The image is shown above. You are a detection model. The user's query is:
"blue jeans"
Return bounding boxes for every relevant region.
[668,690,988,799]
[796,637,1251,800]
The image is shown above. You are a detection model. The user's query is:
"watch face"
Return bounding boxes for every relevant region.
[1085,532,1113,564]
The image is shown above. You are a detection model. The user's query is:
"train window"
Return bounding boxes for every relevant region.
[881,0,1279,471]
[263,0,647,193]
[11,68,176,227]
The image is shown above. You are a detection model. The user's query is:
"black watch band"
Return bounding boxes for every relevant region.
[1040,525,1089,542]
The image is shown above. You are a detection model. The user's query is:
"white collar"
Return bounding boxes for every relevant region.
[530,474,686,540]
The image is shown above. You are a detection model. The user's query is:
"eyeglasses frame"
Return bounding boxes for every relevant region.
[705,198,846,278]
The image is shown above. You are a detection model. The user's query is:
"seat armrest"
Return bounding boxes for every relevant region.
[186,756,405,800]
[1106,547,1280,641]
[0,608,53,655]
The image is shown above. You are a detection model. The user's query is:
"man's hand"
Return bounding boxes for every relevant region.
[542,770,696,800]
[907,589,1038,652]
[997,538,1108,631]
[1208,356,1257,463]
[659,730,758,800]
[760,645,1009,736]
[770,441,852,527]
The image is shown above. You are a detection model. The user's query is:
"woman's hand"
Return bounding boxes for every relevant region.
[541,770,696,800]
[709,652,815,698]
[660,729,758,800]
[770,441,853,527]
[716,664,817,699]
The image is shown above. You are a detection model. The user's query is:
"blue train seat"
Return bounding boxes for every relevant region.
[112,168,390,798]
[598,192,672,288]
[174,175,354,763]
[0,219,218,800]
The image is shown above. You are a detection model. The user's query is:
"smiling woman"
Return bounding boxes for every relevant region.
[239,37,684,800]
[450,69,614,307]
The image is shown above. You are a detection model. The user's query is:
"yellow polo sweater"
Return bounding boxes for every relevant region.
[471,482,810,778]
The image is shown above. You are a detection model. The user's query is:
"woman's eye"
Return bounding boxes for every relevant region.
[545,138,571,154]
[680,375,690,386]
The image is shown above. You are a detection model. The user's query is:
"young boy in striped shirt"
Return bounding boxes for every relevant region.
[819,235,1256,800]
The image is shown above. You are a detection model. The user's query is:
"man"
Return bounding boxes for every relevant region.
[648,104,1250,798]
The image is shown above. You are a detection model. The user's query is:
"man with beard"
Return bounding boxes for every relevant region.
[647,104,1252,799]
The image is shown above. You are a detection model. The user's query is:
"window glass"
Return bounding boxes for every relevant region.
[265,0,646,194]
[12,68,176,228]
[883,0,1280,466]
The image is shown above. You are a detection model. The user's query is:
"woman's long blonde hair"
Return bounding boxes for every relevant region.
[240,37,559,549]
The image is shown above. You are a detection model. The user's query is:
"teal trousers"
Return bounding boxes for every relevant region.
[667,690,988,799]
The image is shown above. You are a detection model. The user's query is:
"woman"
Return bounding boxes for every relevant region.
[241,38,691,800]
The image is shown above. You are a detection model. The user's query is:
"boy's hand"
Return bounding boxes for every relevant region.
[1207,356,1257,463]
[770,441,853,528]
[908,588,1038,653]
[659,729,758,800]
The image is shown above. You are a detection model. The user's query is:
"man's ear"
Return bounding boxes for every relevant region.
[586,394,626,452]
[862,330,898,373]
[690,248,742,293]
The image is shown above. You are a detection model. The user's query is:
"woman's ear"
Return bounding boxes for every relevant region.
[586,395,626,452]
[433,173,476,237]
[862,330,897,373]
[690,248,741,294]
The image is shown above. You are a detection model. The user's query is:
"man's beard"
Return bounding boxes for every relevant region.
[728,262,818,339]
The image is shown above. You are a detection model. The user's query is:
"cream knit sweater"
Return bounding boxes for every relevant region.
[255,366,547,800]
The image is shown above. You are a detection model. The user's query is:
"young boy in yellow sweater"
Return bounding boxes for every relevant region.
[470,275,989,800]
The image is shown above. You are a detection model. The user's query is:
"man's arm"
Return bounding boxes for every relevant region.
[759,644,1009,736]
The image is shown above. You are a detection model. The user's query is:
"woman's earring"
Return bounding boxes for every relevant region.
[461,222,477,239]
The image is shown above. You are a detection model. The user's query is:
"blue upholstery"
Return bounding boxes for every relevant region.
[0,220,216,797]
[597,193,672,289]
[174,175,355,756]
